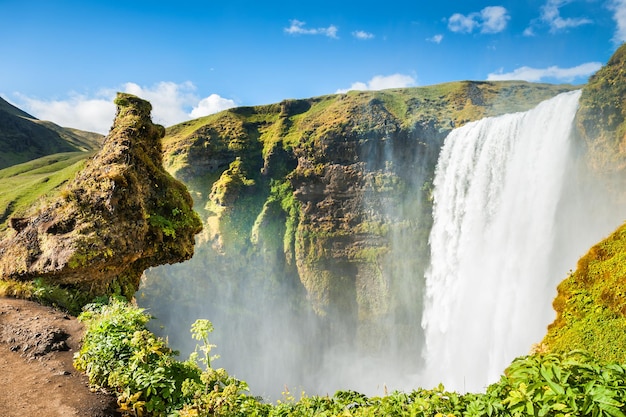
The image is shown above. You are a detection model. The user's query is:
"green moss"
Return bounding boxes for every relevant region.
[210,158,256,206]
[575,43,626,179]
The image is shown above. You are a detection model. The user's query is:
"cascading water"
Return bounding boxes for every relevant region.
[420,90,582,392]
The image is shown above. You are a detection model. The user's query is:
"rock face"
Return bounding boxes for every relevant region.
[141,81,577,359]
[0,93,202,299]
[575,43,626,203]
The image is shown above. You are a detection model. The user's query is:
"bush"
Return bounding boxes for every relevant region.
[74,297,258,416]
[73,298,626,417]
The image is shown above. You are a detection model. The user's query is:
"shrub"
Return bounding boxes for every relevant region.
[74,298,626,417]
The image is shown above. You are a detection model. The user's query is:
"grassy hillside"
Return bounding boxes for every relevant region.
[542,222,626,362]
[0,152,91,233]
[0,96,102,169]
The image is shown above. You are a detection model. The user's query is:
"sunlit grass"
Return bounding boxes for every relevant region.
[0,151,90,232]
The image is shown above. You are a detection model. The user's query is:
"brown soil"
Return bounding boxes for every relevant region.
[0,297,120,417]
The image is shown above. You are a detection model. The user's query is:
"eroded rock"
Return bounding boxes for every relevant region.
[0,93,202,298]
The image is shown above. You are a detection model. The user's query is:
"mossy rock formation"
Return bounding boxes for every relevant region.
[0,93,202,300]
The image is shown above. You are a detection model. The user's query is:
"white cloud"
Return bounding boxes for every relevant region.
[427,34,444,43]
[284,19,339,38]
[448,6,510,34]
[486,62,602,82]
[12,82,238,134]
[480,6,510,33]
[122,81,197,127]
[352,30,374,40]
[448,13,479,33]
[336,73,416,94]
[609,0,626,42]
[540,0,592,32]
[190,94,236,118]
[14,92,116,134]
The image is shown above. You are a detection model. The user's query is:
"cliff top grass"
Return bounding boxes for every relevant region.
[162,80,577,177]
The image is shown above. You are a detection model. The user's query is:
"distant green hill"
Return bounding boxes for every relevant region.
[0,152,90,231]
[0,96,102,169]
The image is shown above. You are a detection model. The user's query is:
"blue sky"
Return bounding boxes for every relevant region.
[1,0,624,133]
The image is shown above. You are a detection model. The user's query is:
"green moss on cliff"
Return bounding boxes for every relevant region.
[542,222,626,362]
[575,43,626,179]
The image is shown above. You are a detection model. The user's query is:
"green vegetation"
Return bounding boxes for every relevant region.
[74,298,258,417]
[542,222,626,363]
[75,298,626,417]
[0,277,90,315]
[0,151,91,232]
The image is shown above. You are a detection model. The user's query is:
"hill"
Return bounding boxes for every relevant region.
[0,96,102,170]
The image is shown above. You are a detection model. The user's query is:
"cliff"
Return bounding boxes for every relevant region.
[0,93,202,302]
[576,43,626,187]
[141,81,577,357]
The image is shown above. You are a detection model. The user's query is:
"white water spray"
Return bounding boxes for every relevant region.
[421,90,582,392]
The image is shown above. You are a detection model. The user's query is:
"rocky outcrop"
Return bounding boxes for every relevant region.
[0,93,202,299]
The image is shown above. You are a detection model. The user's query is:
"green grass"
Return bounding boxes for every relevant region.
[0,151,91,232]
[542,222,626,362]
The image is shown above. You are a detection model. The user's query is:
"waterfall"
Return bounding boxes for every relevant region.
[420,90,582,392]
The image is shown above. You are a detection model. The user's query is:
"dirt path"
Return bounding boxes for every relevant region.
[0,297,119,417]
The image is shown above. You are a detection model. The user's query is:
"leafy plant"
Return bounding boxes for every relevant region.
[189,319,219,370]
[74,298,626,417]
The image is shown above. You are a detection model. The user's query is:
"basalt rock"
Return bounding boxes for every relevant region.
[0,93,202,299]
